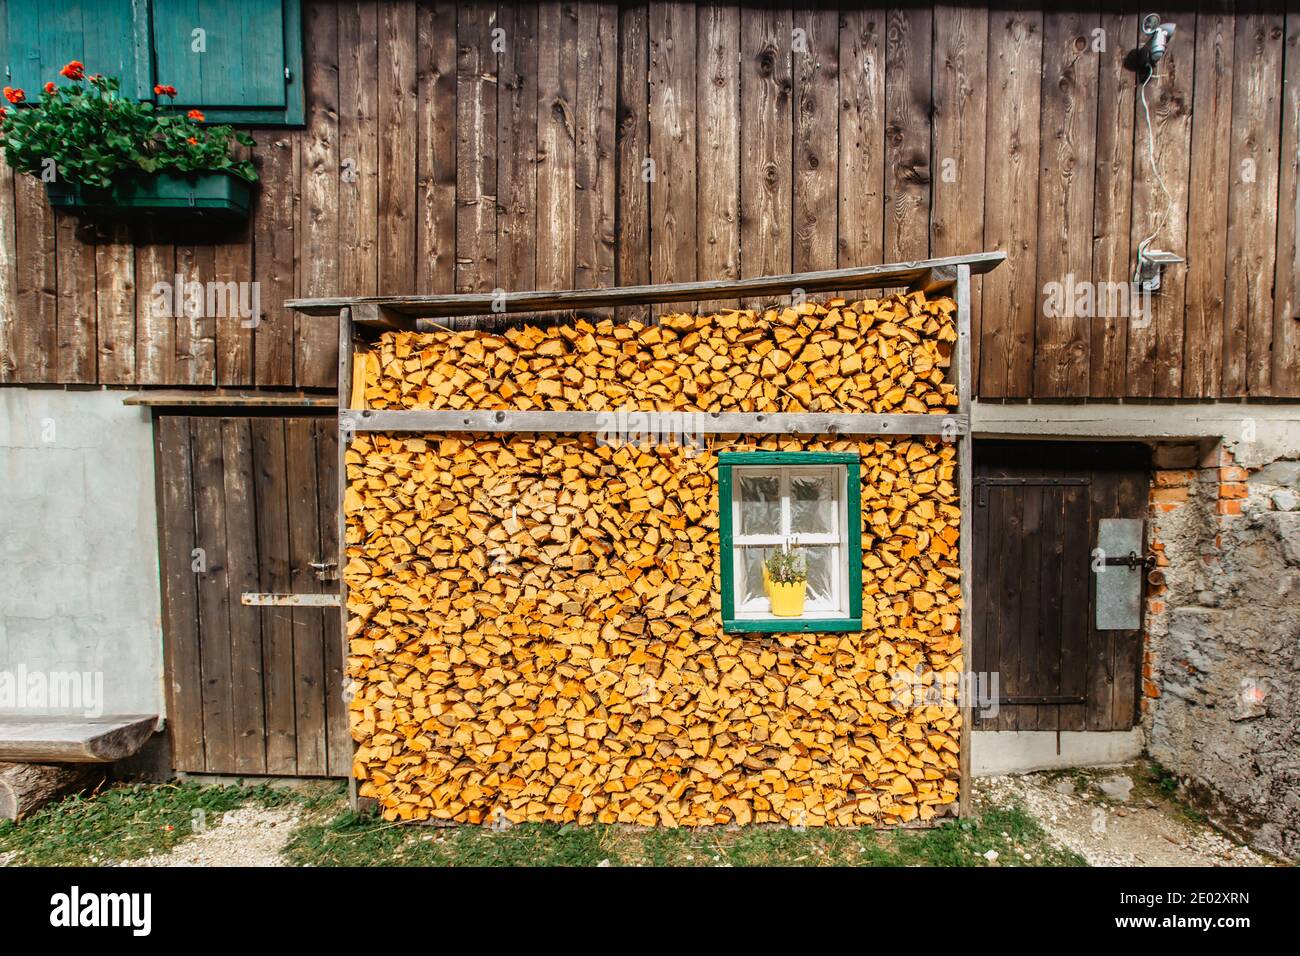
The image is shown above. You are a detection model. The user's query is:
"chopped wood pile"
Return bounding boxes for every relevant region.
[355,293,958,414]
[343,291,963,826]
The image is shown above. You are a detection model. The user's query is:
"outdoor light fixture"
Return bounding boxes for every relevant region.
[1135,248,1184,294]
[1140,13,1177,67]
[1132,13,1183,294]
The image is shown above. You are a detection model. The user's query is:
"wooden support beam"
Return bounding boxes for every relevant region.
[907,264,959,295]
[350,303,418,331]
[124,390,336,408]
[956,263,974,819]
[288,252,1007,317]
[341,408,968,437]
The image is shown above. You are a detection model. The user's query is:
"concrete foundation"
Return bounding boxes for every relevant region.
[0,389,163,718]
[973,400,1300,468]
[972,730,1145,776]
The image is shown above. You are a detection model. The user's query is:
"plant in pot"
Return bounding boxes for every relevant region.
[765,548,807,618]
[0,63,258,220]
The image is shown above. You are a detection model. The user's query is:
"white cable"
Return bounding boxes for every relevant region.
[1135,68,1175,283]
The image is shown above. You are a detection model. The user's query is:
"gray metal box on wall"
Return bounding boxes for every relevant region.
[1095,518,1144,630]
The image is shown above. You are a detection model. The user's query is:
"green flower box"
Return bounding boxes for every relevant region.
[45,171,253,221]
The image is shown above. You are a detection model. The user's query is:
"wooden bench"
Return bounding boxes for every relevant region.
[0,715,158,763]
[0,715,160,820]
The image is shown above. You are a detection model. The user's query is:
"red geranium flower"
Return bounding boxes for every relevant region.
[0,107,7,120]
[154,84,178,97]
[3,87,24,104]
[187,136,198,145]
[187,109,205,122]
[44,82,56,94]
[60,60,84,81]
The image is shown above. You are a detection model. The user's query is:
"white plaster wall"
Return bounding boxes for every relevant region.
[0,388,163,716]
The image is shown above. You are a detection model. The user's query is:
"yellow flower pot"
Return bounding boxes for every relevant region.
[768,580,807,617]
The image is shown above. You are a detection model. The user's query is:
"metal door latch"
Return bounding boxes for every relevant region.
[1102,550,1156,570]
[310,560,338,582]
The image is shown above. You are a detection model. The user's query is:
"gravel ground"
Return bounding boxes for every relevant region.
[976,769,1273,867]
[119,804,301,868]
[11,763,1258,868]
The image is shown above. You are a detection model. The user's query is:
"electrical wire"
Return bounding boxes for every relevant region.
[1134,66,1175,284]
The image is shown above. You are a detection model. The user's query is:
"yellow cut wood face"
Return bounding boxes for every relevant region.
[344,293,963,827]
[360,292,958,414]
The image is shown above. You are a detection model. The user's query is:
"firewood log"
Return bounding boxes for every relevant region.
[0,762,102,821]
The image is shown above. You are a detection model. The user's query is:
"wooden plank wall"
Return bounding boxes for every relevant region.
[1,1,1297,398]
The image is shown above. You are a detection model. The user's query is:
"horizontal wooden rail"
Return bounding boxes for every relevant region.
[288,252,1005,318]
[124,390,336,408]
[341,408,966,437]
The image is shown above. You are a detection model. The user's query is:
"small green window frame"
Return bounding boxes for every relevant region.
[718,451,863,634]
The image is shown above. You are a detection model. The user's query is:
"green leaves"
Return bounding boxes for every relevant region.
[765,548,808,584]
[0,67,260,188]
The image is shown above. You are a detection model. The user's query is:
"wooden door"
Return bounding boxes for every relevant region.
[972,441,1148,732]
[153,413,349,776]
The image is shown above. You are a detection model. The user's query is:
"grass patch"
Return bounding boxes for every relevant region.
[2,780,1085,868]
[283,799,1085,867]
[0,781,304,867]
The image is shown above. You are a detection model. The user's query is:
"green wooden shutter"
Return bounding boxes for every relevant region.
[152,0,286,109]
[1,0,150,99]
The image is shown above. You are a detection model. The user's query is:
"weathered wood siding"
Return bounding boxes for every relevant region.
[155,413,348,776]
[1,1,1296,397]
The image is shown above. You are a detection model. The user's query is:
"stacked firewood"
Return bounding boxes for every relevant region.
[355,292,958,414]
[343,292,963,826]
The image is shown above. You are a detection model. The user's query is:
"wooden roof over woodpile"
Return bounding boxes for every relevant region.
[286,252,1006,325]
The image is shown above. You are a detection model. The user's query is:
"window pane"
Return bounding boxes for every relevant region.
[739,547,767,606]
[738,473,781,536]
[803,546,835,607]
[790,472,835,535]
[153,1,288,109]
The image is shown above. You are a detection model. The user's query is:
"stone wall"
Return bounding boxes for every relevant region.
[1143,440,1300,860]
